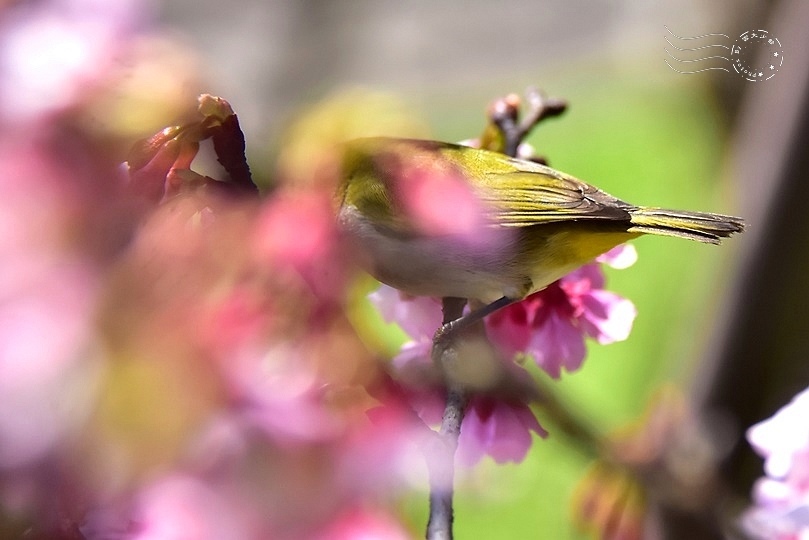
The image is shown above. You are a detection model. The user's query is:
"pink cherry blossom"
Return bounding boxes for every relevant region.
[369,284,546,465]
[457,396,548,466]
[366,246,637,464]
[486,262,636,378]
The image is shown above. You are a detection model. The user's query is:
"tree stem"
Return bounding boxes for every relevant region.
[426,297,468,540]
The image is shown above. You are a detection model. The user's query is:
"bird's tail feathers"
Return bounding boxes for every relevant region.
[628,207,745,244]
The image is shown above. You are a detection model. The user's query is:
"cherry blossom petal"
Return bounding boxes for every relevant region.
[743,387,809,539]
[561,262,605,292]
[485,303,533,360]
[748,388,809,478]
[458,398,547,466]
[578,290,637,345]
[368,285,443,341]
[597,244,638,269]
[526,311,587,378]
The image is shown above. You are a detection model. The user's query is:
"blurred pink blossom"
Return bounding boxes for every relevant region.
[0,0,148,123]
[339,398,433,498]
[225,343,343,442]
[368,285,442,346]
[394,157,488,239]
[367,285,442,391]
[0,137,105,470]
[132,475,250,540]
[748,388,809,479]
[0,264,100,468]
[743,387,809,539]
[314,507,411,540]
[252,190,347,298]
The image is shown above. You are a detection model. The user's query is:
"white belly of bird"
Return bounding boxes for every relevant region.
[338,205,526,303]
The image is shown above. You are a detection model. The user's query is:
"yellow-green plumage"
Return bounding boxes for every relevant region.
[337,137,744,304]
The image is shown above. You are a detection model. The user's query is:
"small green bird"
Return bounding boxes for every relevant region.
[338,137,744,319]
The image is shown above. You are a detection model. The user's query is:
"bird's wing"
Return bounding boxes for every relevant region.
[473,168,634,227]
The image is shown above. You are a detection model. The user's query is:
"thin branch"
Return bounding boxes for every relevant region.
[425,387,468,540]
[426,297,467,540]
[489,87,567,158]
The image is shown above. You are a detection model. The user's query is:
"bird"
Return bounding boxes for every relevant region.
[337,137,744,328]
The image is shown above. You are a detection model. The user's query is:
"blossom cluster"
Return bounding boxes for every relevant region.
[370,244,637,466]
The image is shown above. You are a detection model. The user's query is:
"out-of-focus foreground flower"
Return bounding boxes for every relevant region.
[743,387,809,539]
[0,2,426,538]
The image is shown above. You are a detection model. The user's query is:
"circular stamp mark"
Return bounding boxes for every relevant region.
[731,30,783,82]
